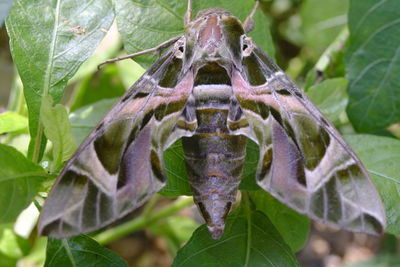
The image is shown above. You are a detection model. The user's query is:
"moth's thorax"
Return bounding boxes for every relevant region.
[185,8,245,72]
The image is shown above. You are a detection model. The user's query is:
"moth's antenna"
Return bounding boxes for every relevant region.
[97,36,181,69]
[184,0,193,27]
[243,1,259,33]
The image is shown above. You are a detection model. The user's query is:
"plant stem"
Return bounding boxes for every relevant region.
[94,197,193,245]
[315,27,349,73]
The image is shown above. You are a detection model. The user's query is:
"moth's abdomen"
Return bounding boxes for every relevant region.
[182,85,247,239]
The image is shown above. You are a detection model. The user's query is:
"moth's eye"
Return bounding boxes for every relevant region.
[175,38,185,59]
[241,36,253,57]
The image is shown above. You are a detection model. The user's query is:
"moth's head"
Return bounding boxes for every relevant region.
[176,8,255,75]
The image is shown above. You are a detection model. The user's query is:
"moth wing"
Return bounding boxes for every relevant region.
[231,46,386,234]
[39,50,195,238]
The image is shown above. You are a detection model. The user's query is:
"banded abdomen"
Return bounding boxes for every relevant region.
[182,84,247,239]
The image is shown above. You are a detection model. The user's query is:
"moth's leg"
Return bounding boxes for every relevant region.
[184,0,193,27]
[98,36,181,69]
[243,1,259,33]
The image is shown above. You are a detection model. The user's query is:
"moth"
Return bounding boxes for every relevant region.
[38,0,386,240]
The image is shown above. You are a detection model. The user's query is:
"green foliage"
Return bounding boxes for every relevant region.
[40,95,76,171]
[0,111,28,134]
[6,0,114,161]
[0,226,28,267]
[150,216,199,255]
[248,191,310,252]
[301,0,348,58]
[44,236,127,267]
[70,65,126,111]
[0,145,48,223]
[114,0,274,67]
[161,140,193,197]
[346,0,400,132]
[1,0,399,266]
[307,78,348,123]
[173,210,299,267]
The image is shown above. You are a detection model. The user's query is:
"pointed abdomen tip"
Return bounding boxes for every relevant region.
[208,225,225,239]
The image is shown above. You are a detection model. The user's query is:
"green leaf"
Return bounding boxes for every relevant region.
[239,140,261,191]
[0,227,24,259]
[114,0,274,68]
[307,77,348,123]
[6,0,114,161]
[0,144,47,223]
[301,0,348,58]
[69,98,118,144]
[173,210,299,267]
[0,111,28,134]
[0,251,16,267]
[44,235,128,267]
[161,139,192,197]
[248,191,310,252]
[0,0,13,26]
[345,0,400,132]
[41,95,76,171]
[345,134,400,235]
[346,254,400,267]
[69,26,122,84]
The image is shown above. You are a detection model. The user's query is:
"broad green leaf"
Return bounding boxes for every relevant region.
[69,98,118,144]
[6,0,114,161]
[248,191,310,252]
[345,134,400,235]
[114,0,274,68]
[173,211,299,267]
[0,144,48,223]
[346,254,400,267]
[301,0,348,58]
[69,24,122,84]
[44,235,127,267]
[161,139,192,197]
[345,0,400,132]
[239,140,261,191]
[0,111,28,134]
[41,95,76,171]
[0,0,13,26]
[307,77,348,123]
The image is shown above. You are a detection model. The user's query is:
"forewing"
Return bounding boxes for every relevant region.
[231,46,386,234]
[39,49,195,238]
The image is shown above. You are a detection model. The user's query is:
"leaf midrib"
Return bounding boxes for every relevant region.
[32,0,62,162]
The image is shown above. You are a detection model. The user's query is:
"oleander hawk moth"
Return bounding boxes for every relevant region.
[38,1,386,240]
